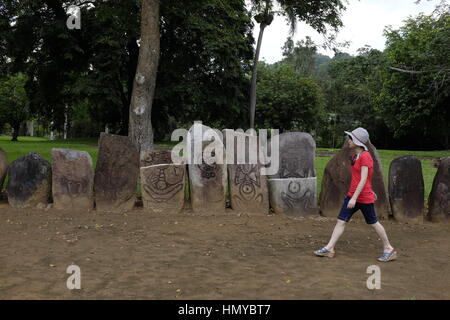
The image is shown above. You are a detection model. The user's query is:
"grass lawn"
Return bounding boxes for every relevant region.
[1,136,449,201]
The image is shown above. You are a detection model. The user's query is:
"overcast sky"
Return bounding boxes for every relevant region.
[252,0,444,63]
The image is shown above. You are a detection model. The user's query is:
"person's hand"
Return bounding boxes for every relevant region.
[347,198,356,209]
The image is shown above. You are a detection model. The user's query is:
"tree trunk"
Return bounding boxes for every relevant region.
[129,0,160,153]
[11,122,20,141]
[249,23,267,129]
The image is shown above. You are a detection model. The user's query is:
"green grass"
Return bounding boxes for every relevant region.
[1,136,449,202]
[0,136,99,166]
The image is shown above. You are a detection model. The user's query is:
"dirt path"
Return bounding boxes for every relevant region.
[0,201,449,300]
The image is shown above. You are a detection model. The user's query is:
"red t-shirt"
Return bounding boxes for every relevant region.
[347,151,376,203]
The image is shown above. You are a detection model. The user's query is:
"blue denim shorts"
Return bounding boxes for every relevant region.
[338,197,378,225]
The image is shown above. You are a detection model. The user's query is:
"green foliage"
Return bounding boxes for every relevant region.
[255,62,324,132]
[0,73,30,139]
[153,0,255,139]
[378,7,450,149]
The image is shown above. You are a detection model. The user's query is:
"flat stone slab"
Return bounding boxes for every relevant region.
[428,157,450,222]
[6,152,52,208]
[52,149,94,210]
[268,178,319,216]
[0,148,7,190]
[319,140,390,219]
[389,156,424,224]
[94,133,139,212]
[141,164,186,213]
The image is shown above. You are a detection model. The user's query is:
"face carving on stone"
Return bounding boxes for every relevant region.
[281,181,312,209]
[234,164,261,202]
[197,163,217,179]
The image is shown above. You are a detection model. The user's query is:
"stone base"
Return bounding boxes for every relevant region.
[268,178,318,216]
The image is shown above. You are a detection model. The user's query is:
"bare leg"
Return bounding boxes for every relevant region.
[324,220,347,252]
[371,222,394,252]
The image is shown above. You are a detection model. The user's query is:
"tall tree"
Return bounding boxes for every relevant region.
[128,0,160,153]
[248,0,347,129]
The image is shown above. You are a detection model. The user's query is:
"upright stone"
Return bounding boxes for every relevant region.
[268,132,319,216]
[389,156,424,224]
[428,157,450,222]
[7,152,52,208]
[223,130,269,215]
[52,149,94,210]
[94,133,139,212]
[141,164,186,213]
[187,123,227,214]
[0,148,7,190]
[270,132,316,179]
[319,139,390,219]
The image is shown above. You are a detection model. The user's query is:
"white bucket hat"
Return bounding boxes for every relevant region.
[344,127,369,151]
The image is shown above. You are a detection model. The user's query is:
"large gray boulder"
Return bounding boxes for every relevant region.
[94,133,139,212]
[428,157,450,222]
[141,164,186,213]
[389,156,424,224]
[52,149,94,210]
[7,152,52,208]
[319,139,390,219]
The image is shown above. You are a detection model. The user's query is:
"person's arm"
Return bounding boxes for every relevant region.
[347,166,369,208]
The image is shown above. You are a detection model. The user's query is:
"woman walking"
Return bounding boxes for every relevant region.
[314,128,397,262]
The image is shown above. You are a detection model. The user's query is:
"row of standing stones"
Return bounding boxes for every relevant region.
[0,126,449,224]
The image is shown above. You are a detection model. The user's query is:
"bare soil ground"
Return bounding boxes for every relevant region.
[0,201,449,300]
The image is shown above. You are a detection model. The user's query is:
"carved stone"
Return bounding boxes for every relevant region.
[223,130,269,215]
[428,157,450,222]
[389,156,424,224]
[269,132,316,179]
[268,178,318,216]
[141,164,186,213]
[52,149,94,210]
[140,150,173,167]
[94,133,139,212]
[7,153,52,208]
[319,139,390,219]
[187,123,227,214]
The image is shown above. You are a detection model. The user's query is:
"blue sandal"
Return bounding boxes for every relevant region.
[378,250,398,262]
[314,248,335,258]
